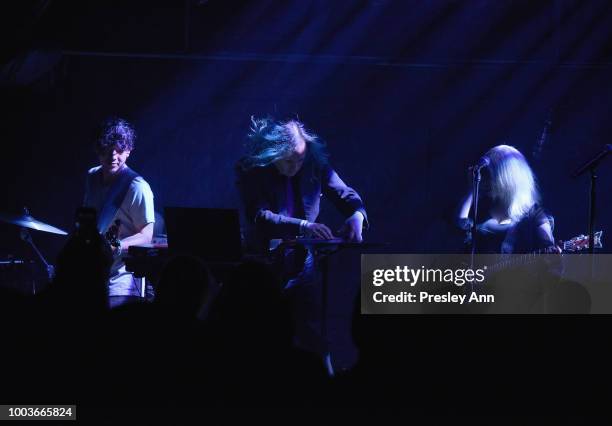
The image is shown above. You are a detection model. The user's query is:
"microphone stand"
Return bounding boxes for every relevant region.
[588,168,597,256]
[19,228,54,295]
[572,144,610,281]
[470,166,483,289]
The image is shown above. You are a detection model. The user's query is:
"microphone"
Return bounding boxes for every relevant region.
[572,144,611,177]
[469,155,491,172]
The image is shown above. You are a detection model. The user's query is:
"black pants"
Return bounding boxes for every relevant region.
[280,247,329,357]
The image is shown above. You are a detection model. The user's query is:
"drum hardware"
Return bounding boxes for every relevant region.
[0,207,68,294]
[0,207,68,235]
[0,257,37,295]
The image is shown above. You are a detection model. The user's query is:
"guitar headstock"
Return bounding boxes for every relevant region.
[561,231,603,252]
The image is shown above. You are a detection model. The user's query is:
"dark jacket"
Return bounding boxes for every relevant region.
[236,158,368,253]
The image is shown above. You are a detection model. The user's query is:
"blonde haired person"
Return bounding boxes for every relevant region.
[457,145,560,254]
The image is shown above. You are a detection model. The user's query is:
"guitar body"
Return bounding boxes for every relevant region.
[474,232,602,313]
[482,255,565,313]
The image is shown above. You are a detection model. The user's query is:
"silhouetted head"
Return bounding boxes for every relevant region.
[51,231,112,316]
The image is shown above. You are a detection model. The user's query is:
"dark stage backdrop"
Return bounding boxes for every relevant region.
[2,0,611,368]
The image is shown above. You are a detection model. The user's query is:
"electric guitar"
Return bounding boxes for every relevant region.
[486,231,603,275]
[480,231,604,314]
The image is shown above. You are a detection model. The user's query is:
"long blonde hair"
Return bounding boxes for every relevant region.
[484,145,540,222]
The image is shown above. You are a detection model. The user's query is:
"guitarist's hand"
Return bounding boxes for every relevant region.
[109,241,123,259]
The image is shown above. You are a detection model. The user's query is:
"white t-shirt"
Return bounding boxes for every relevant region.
[84,166,155,296]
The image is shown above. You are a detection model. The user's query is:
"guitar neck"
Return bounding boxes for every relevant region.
[487,230,603,274]
[487,250,547,274]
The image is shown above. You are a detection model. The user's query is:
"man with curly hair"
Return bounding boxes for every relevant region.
[84,117,155,308]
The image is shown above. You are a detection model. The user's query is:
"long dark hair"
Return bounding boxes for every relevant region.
[240,116,329,171]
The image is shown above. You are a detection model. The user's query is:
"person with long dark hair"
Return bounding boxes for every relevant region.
[236,116,368,372]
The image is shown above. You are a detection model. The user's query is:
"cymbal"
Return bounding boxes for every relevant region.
[0,213,68,235]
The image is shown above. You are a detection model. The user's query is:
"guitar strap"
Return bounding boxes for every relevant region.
[92,166,140,233]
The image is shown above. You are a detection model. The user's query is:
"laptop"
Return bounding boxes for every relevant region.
[164,207,242,262]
